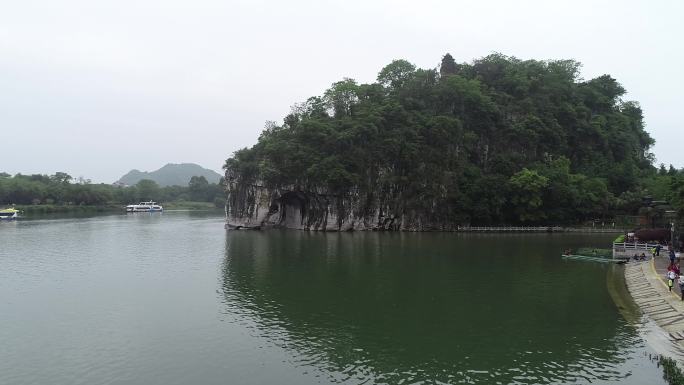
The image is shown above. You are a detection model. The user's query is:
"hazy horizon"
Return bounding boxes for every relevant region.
[2,0,683,183]
[2,162,222,184]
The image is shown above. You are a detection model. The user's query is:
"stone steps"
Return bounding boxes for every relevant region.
[624,261,684,351]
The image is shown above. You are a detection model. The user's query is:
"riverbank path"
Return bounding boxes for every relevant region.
[624,258,684,346]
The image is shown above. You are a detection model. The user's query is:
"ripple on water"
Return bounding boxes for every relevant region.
[1,219,672,385]
[218,231,666,385]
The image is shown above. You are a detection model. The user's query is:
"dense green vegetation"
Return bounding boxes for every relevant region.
[659,356,684,385]
[0,172,225,210]
[117,163,222,187]
[225,53,682,225]
[649,167,684,219]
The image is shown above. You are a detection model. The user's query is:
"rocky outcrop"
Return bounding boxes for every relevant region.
[224,171,457,231]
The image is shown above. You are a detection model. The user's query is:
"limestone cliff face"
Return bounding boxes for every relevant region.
[225,170,457,231]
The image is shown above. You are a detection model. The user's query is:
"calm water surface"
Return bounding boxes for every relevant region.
[0,212,667,384]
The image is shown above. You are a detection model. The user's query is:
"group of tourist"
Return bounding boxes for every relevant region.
[630,244,664,261]
[665,249,684,301]
[630,244,684,300]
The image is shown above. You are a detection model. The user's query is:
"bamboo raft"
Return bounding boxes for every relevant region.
[561,254,627,264]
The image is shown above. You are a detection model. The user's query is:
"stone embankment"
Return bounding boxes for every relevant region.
[624,258,684,350]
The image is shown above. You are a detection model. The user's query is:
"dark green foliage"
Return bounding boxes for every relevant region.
[660,356,684,385]
[508,168,549,222]
[671,176,684,220]
[0,172,225,207]
[378,60,416,89]
[135,179,160,201]
[638,167,684,221]
[189,176,209,201]
[439,53,457,77]
[188,175,223,202]
[225,54,660,225]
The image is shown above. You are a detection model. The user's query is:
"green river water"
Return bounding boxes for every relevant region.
[0,212,669,384]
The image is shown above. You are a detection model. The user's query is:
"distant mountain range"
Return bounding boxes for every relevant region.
[116,163,222,187]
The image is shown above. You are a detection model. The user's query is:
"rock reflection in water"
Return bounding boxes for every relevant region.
[220,230,649,384]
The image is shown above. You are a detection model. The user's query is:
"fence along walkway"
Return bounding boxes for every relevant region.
[613,242,668,251]
[455,226,622,233]
[456,226,560,232]
[613,242,670,259]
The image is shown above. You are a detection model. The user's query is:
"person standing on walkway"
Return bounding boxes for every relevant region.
[656,244,662,256]
[679,274,684,301]
[670,249,676,264]
[668,269,677,292]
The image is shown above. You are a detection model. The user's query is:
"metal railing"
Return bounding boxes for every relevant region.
[612,242,668,251]
[456,226,563,232]
[454,226,625,233]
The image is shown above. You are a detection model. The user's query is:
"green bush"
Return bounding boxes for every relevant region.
[660,356,684,385]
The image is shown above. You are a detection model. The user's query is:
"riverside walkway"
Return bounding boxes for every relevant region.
[624,257,684,345]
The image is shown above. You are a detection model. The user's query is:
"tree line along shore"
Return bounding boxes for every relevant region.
[0,172,225,213]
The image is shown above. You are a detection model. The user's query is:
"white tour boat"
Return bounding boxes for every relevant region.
[126,201,163,212]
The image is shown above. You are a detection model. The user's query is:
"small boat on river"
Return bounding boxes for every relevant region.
[0,208,20,220]
[126,201,163,213]
[561,254,627,264]
[561,247,627,264]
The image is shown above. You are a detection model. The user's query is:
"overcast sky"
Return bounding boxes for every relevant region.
[1,0,682,183]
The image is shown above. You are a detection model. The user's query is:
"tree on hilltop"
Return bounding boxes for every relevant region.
[440,53,457,77]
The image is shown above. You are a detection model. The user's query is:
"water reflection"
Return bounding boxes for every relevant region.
[220,231,645,384]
